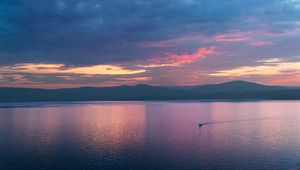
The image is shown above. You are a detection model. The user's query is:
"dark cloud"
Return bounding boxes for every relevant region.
[1,0,299,66]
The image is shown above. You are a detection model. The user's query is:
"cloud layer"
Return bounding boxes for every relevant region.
[1,0,300,87]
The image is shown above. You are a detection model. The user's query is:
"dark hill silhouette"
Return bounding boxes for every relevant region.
[191,80,288,93]
[0,81,299,102]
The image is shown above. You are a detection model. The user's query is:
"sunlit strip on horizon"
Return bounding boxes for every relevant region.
[0,63,146,75]
[210,61,300,77]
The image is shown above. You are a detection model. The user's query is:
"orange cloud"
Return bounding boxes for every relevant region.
[116,77,152,81]
[140,46,216,68]
[209,62,300,77]
[0,63,145,75]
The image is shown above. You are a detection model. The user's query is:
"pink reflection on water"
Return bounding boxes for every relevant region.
[1,101,300,169]
[69,103,147,154]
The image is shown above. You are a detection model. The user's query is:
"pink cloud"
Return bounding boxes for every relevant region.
[141,46,216,68]
[250,41,274,47]
[214,32,251,42]
[140,33,207,48]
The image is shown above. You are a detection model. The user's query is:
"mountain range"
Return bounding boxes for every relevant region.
[1,80,300,102]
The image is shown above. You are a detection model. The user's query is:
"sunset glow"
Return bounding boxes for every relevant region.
[2,1,300,170]
[1,0,300,87]
[0,63,145,75]
[210,61,300,77]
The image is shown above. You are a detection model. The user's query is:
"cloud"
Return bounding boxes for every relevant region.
[1,0,300,87]
[0,63,145,75]
[257,58,283,63]
[0,63,150,88]
[1,0,300,66]
[116,77,152,81]
[214,32,251,42]
[209,61,300,77]
[139,46,216,68]
[250,41,274,47]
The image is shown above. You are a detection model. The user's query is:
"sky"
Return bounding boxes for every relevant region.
[1,0,300,88]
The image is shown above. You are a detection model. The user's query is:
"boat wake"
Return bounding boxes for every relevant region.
[199,117,278,127]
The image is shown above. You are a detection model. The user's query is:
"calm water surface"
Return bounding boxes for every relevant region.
[1,101,300,170]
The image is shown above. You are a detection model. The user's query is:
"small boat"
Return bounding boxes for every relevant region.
[198,123,205,127]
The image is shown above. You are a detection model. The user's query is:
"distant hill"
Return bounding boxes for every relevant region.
[0,81,299,102]
[190,80,288,93]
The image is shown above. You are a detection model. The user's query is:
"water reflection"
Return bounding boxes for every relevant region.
[0,101,300,170]
[69,104,147,156]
